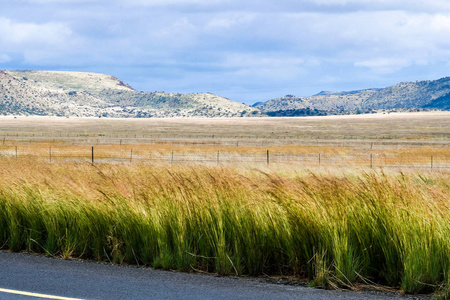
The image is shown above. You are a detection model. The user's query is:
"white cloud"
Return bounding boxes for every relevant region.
[19,0,106,3]
[145,17,198,49]
[206,13,255,30]
[222,53,307,80]
[259,10,450,71]
[302,0,450,13]
[2,0,450,100]
[117,0,227,6]
[24,0,445,12]
[0,54,11,63]
[0,17,82,65]
[430,14,450,32]
[225,53,304,68]
[354,57,411,74]
[0,17,72,47]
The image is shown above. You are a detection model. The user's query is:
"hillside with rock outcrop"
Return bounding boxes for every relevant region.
[254,77,450,116]
[3,70,449,118]
[0,70,259,118]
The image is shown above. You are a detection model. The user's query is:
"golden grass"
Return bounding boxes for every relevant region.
[0,158,449,296]
[0,143,448,170]
[0,112,449,146]
[0,113,448,296]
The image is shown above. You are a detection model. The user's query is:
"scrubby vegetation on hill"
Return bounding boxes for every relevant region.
[255,77,450,115]
[2,70,450,117]
[0,70,259,118]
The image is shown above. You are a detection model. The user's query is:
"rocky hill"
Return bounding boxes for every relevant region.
[255,77,450,116]
[3,70,449,118]
[0,70,259,118]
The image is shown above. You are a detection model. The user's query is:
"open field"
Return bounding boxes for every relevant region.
[0,112,449,169]
[0,144,449,171]
[0,111,448,147]
[0,112,449,297]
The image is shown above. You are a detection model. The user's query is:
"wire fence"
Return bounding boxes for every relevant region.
[1,145,449,170]
[1,134,450,149]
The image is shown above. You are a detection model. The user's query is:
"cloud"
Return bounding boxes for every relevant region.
[0,17,72,48]
[220,53,310,80]
[123,0,226,5]
[292,0,450,13]
[16,0,105,3]
[206,13,255,30]
[2,0,450,102]
[0,17,79,66]
[0,53,11,63]
[354,57,411,74]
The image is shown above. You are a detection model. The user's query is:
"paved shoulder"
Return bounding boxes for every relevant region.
[0,251,430,300]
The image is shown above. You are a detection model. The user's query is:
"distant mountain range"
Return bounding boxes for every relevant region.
[0,70,449,118]
[254,77,450,116]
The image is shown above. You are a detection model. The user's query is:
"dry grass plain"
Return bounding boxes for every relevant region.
[0,112,449,296]
[0,111,448,169]
[0,111,448,144]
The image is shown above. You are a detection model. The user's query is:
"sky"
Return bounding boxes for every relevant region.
[1,0,450,104]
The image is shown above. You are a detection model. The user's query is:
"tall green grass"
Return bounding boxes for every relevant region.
[0,158,449,295]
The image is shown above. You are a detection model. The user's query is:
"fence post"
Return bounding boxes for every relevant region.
[319,153,321,166]
[267,150,270,166]
[431,156,433,170]
[217,150,220,164]
[171,150,174,164]
[49,147,52,162]
[130,149,133,163]
[92,146,94,164]
[370,154,373,168]
[15,146,17,158]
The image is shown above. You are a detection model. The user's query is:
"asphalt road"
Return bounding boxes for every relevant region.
[0,251,431,300]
